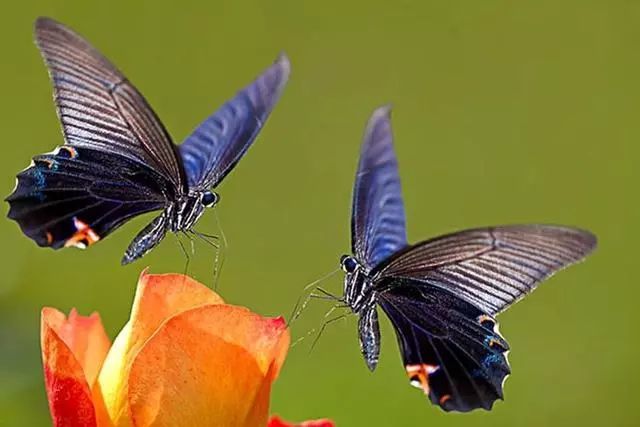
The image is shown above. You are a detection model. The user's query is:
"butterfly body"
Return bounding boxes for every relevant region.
[120,189,217,264]
[340,255,380,369]
[340,106,597,412]
[6,18,290,264]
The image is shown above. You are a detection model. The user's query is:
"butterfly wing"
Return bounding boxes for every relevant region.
[351,106,407,270]
[6,147,172,249]
[179,54,290,190]
[34,17,185,190]
[375,225,597,315]
[6,17,184,249]
[377,279,510,412]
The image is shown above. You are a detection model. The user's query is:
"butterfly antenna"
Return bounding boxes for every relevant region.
[190,230,223,289]
[213,209,229,290]
[212,242,225,291]
[213,209,229,250]
[291,301,350,349]
[291,326,318,348]
[175,233,191,276]
[287,268,340,327]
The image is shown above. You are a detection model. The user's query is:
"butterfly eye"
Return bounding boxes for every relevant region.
[340,255,358,273]
[201,191,219,208]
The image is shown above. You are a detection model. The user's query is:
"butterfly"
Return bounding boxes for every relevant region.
[6,18,290,265]
[338,106,597,412]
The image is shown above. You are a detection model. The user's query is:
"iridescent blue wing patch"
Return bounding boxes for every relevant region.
[6,147,171,249]
[351,106,407,270]
[179,54,290,190]
[376,225,597,315]
[377,280,510,412]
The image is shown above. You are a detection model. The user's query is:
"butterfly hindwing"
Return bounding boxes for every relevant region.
[377,279,510,412]
[179,54,291,190]
[351,106,407,270]
[7,147,171,249]
[376,225,597,315]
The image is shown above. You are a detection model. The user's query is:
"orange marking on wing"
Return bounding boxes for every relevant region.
[478,314,494,325]
[45,231,53,245]
[406,364,439,395]
[40,159,55,169]
[487,338,508,351]
[64,217,100,249]
[60,146,78,158]
[439,394,451,406]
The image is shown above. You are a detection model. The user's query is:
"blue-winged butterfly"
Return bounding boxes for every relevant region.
[338,106,597,412]
[6,18,290,264]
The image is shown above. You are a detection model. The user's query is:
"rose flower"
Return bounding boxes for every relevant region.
[40,270,333,427]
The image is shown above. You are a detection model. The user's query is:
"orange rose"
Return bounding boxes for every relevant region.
[41,270,332,427]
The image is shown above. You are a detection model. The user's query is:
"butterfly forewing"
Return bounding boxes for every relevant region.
[376,225,597,315]
[351,106,407,270]
[34,17,185,190]
[179,54,291,190]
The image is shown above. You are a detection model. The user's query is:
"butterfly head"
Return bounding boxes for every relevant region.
[340,255,372,312]
[200,191,219,208]
[340,254,358,274]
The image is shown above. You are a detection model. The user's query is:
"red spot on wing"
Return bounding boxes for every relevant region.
[406,363,439,395]
[64,217,100,249]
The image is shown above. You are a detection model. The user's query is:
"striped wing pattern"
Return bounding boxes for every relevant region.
[376,225,597,315]
[35,17,184,190]
[352,106,407,270]
[179,54,291,189]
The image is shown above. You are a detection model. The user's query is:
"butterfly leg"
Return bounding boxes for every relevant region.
[287,269,340,326]
[309,314,348,354]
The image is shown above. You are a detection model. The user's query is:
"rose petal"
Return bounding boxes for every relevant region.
[126,305,289,427]
[98,270,224,424]
[43,308,111,386]
[41,308,99,427]
[268,416,336,427]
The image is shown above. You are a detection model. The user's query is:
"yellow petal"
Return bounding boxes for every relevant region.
[98,270,224,425]
[126,304,289,427]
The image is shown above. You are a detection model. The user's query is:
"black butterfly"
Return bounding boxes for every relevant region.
[339,106,597,412]
[6,18,290,264]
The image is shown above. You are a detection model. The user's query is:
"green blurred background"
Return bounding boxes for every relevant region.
[0,1,638,426]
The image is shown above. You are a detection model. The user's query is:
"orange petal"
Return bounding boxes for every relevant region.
[43,307,111,386]
[41,307,100,427]
[126,304,289,427]
[98,270,225,425]
[268,416,336,427]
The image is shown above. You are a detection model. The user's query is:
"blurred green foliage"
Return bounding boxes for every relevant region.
[0,1,638,426]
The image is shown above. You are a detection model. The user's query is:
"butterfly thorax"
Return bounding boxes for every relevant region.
[166,190,218,232]
[340,255,376,313]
